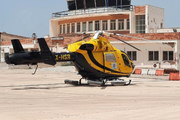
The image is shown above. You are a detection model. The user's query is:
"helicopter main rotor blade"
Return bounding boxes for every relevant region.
[63,34,91,49]
[110,35,141,51]
[110,32,173,48]
[72,34,91,44]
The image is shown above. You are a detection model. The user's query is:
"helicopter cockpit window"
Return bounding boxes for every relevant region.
[122,54,130,67]
[105,53,116,62]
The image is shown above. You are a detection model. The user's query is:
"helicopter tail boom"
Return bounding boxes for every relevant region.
[5,39,77,65]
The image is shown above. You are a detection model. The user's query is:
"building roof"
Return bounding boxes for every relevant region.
[1,32,180,47]
[110,32,180,41]
[0,32,29,40]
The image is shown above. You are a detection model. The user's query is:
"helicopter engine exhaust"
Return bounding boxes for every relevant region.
[79,44,94,51]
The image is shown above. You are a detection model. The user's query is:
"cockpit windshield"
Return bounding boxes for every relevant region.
[121,51,131,67]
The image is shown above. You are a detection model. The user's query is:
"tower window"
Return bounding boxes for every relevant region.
[127,19,130,30]
[110,20,116,30]
[136,15,145,33]
[95,21,100,31]
[63,24,65,34]
[60,25,62,34]
[77,23,81,32]
[102,20,108,30]
[118,19,124,30]
[82,22,86,32]
[71,23,75,33]
[89,21,93,31]
[67,24,70,33]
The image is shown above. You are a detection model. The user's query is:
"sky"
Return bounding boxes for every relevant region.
[0,0,180,38]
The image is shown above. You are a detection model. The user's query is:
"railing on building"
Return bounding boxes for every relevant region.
[52,5,134,18]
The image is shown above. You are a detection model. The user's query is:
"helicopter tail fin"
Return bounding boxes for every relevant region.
[37,38,56,65]
[11,39,25,53]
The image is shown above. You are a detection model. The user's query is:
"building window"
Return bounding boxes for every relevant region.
[71,23,75,33]
[127,19,130,30]
[149,51,159,61]
[136,15,145,33]
[77,23,81,32]
[161,23,163,29]
[60,25,62,34]
[67,24,70,33]
[95,21,100,31]
[102,20,108,30]
[110,20,116,30]
[63,24,66,34]
[163,51,174,61]
[89,21,93,31]
[118,19,124,30]
[82,22,86,32]
[127,51,137,61]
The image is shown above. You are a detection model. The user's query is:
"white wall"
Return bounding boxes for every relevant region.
[129,11,136,33]
[50,20,59,37]
[146,5,164,33]
[157,28,180,33]
[176,40,180,71]
[111,40,177,69]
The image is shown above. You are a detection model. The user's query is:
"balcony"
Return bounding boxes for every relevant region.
[52,5,134,18]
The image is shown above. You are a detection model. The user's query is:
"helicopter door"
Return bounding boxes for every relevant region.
[104,52,117,73]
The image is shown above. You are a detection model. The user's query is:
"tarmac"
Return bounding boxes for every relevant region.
[0,66,180,120]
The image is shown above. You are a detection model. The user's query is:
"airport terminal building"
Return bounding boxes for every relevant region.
[1,0,180,71]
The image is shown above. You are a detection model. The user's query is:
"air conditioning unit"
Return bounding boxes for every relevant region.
[153,62,160,68]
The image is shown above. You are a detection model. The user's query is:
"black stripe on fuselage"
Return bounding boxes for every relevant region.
[87,51,130,74]
[74,53,128,79]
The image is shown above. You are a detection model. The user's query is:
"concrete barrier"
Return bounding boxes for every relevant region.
[155,69,164,76]
[148,69,156,75]
[141,69,149,75]
[135,69,141,74]
[169,73,180,81]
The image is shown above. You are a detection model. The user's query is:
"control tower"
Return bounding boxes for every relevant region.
[50,1,164,38]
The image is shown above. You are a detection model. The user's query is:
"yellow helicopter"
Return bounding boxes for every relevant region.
[5,31,139,86]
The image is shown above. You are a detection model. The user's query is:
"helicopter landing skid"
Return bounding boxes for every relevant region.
[64,80,79,86]
[111,79,131,86]
[88,80,105,86]
[64,78,104,86]
[64,79,131,86]
[64,78,88,86]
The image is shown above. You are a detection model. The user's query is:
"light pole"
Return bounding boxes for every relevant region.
[32,33,37,40]
[121,0,122,9]
[83,0,86,13]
